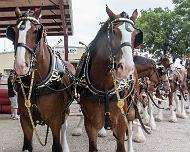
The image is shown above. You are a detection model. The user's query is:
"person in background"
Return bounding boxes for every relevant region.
[7,70,19,120]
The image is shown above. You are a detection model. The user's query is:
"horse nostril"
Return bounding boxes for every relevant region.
[25,63,28,67]
[117,63,123,70]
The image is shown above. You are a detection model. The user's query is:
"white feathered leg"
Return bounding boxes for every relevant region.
[155,103,163,122]
[148,95,156,130]
[168,105,177,123]
[61,115,70,152]
[128,121,134,152]
[180,94,188,119]
[174,92,181,117]
[98,127,107,137]
[186,94,190,113]
[143,106,149,125]
[71,115,84,136]
[132,119,146,143]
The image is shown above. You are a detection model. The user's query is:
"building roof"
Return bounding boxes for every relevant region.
[0,0,73,37]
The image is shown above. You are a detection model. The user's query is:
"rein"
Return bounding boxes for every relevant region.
[18,70,47,146]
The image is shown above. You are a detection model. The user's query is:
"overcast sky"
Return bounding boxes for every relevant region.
[1,0,174,52]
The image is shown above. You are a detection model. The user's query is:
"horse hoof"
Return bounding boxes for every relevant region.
[186,109,190,114]
[176,112,181,118]
[155,117,162,122]
[169,117,177,123]
[149,117,156,130]
[128,148,134,152]
[98,128,107,137]
[180,112,188,119]
[71,128,83,136]
[155,115,163,122]
[149,124,156,130]
[133,134,146,143]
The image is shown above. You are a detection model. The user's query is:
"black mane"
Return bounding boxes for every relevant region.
[133,55,155,65]
[88,20,110,56]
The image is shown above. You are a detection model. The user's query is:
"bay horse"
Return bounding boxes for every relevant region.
[6,8,75,152]
[76,6,142,152]
[72,54,170,143]
[132,55,170,142]
[157,54,188,122]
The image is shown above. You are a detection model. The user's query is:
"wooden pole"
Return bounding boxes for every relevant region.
[59,0,69,61]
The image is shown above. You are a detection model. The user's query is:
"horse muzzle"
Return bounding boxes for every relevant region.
[114,63,134,80]
[14,61,30,76]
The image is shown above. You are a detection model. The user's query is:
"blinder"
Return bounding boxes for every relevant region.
[6,26,16,44]
[134,29,143,48]
[157,66,167,76]
[36,24,43,44]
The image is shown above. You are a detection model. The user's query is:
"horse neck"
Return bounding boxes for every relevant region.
[35,38,50,81]
[138,64,159,85]
[89,46,113,89]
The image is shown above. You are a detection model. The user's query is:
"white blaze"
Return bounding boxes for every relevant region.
[118,22,135,78]
[15,21,31,75]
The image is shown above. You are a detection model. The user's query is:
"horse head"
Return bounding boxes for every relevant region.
[6,7,43,76]
[156,65,170,95]
[92,6,142,81]
[157,54,173,70]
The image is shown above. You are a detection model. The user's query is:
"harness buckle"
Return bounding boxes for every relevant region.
[117,99,125,108]
[105,112,110,116]
[25,99,31,108]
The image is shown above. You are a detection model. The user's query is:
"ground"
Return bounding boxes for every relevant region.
[0,103,190,152]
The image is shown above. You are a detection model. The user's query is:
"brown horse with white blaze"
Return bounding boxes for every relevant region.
[76,6,142,152]
[157,54,188,122]
[6,8,74,152]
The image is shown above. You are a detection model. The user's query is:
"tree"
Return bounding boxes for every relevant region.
[172,0,190,56]
[136,1,190,57]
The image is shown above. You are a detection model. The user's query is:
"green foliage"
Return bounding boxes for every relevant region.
[136,0,190,57]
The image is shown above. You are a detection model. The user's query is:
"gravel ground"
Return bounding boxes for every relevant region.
[0,103,190,152]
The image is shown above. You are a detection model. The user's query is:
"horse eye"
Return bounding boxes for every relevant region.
[33,30,37,34]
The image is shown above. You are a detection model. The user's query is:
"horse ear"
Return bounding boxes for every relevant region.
[130,9,138,22]
[134,29,143,48]
[106,5,117,20]
[33,8,42,19]
[15,7,22,18]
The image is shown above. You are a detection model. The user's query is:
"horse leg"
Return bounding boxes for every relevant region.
[51,123,62,152]
[174,92,181,117]
[168,93,177,123]
[132,119,146,143]
[20,115,33,152]
[71,115,84,136]
[113,117,127,152]
[142,105,149,125]
[155,100,163,122]
[98,127,107,137]
[84,118,98,152]
[148,95,156,130]
[127,121,134,152]
[186,93,190,113]
[180,93,188,119]
[60,115,70,152]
